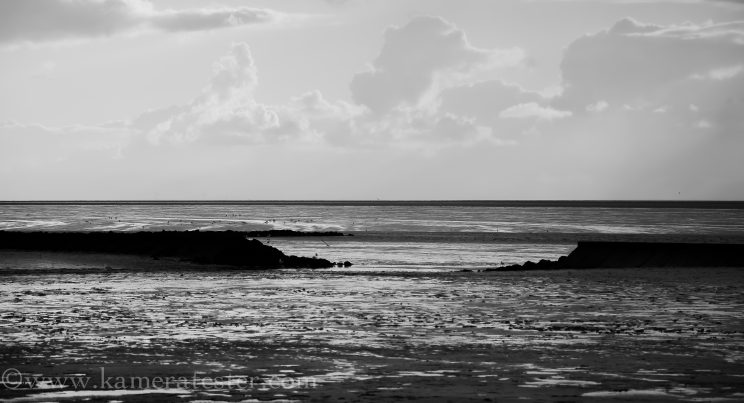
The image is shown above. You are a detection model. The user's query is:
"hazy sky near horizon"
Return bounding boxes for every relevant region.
[1,0,743,200]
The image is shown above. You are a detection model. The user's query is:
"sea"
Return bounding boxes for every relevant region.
[2,201,744,401]
[2,201,744,271]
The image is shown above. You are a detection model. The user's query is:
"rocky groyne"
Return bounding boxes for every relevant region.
[489,241,744,271]
[0,230,336,269]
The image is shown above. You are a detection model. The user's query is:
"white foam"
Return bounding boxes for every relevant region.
[522,378,599,388]
[3,388,191,402]
[583,388,678,398]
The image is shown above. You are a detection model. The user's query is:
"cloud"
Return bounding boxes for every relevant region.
[205,42,259,99]
[340,16,531,147]
[133,43,295,145]
[438,80,545,123]
[130,43,361,146]
[150,7,278,33]
[350,16,525,113]
[0,0,280,44]
[499,103,573,120]
[287,90,362,143]
[585,100,609,113]
[692,64,743,81]
[4,15,744,199]
[533,18,744,199]
[3,15,531,154]
[559,18,744,110]
[557,17,744,142]
[129,17,545,148]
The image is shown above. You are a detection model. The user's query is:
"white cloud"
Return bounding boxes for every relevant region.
[559,18,744,110]
[151,7,279,33]
[499,103,573,120]
[350,16,524,113]
[586,100,609,113]
[692,65,744,80]
[0,0,280,44]
[206,42,259,98]
[128,43,365,147]
[133,43,306,145]
[0,15,538,152]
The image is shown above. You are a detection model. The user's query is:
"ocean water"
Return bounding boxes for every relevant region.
[3,202,744,234]
[2,202,744,270]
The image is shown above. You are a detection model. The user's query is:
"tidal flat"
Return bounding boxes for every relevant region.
[1,255,743,402]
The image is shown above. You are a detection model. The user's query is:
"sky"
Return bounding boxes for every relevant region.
[1,0,743,200]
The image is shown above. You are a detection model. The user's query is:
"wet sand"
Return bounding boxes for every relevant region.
[1,255,743,401]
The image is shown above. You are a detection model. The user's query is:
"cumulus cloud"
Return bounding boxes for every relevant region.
[515,17,744,199]
[337,16,532,146]
[499,103,573,120]
[130,43,361,146]
[0,0,280,44]
[557,17,744,143]
[133,43,292,145]
[127,17,550,148]
[350,16,525,113]
[559,18,744,110]
[2,15,532,153]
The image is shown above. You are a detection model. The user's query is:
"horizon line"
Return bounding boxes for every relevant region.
[1,199,744,209]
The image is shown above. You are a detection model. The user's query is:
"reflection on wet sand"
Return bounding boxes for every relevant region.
[1,265,743,401]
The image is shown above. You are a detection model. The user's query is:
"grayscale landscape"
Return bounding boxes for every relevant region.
[1,1,743,402]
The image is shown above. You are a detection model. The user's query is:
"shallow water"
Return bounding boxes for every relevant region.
[3,202,743,271]
[2,203,744,234]
[268,239,574,270]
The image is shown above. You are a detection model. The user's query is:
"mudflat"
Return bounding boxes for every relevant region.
[0,259,742,401]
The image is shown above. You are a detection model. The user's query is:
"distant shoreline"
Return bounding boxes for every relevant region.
[1,200,744,209]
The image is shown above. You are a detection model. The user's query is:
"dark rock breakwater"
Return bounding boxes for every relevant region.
[489,241,744,271]
[0,230,336,269]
